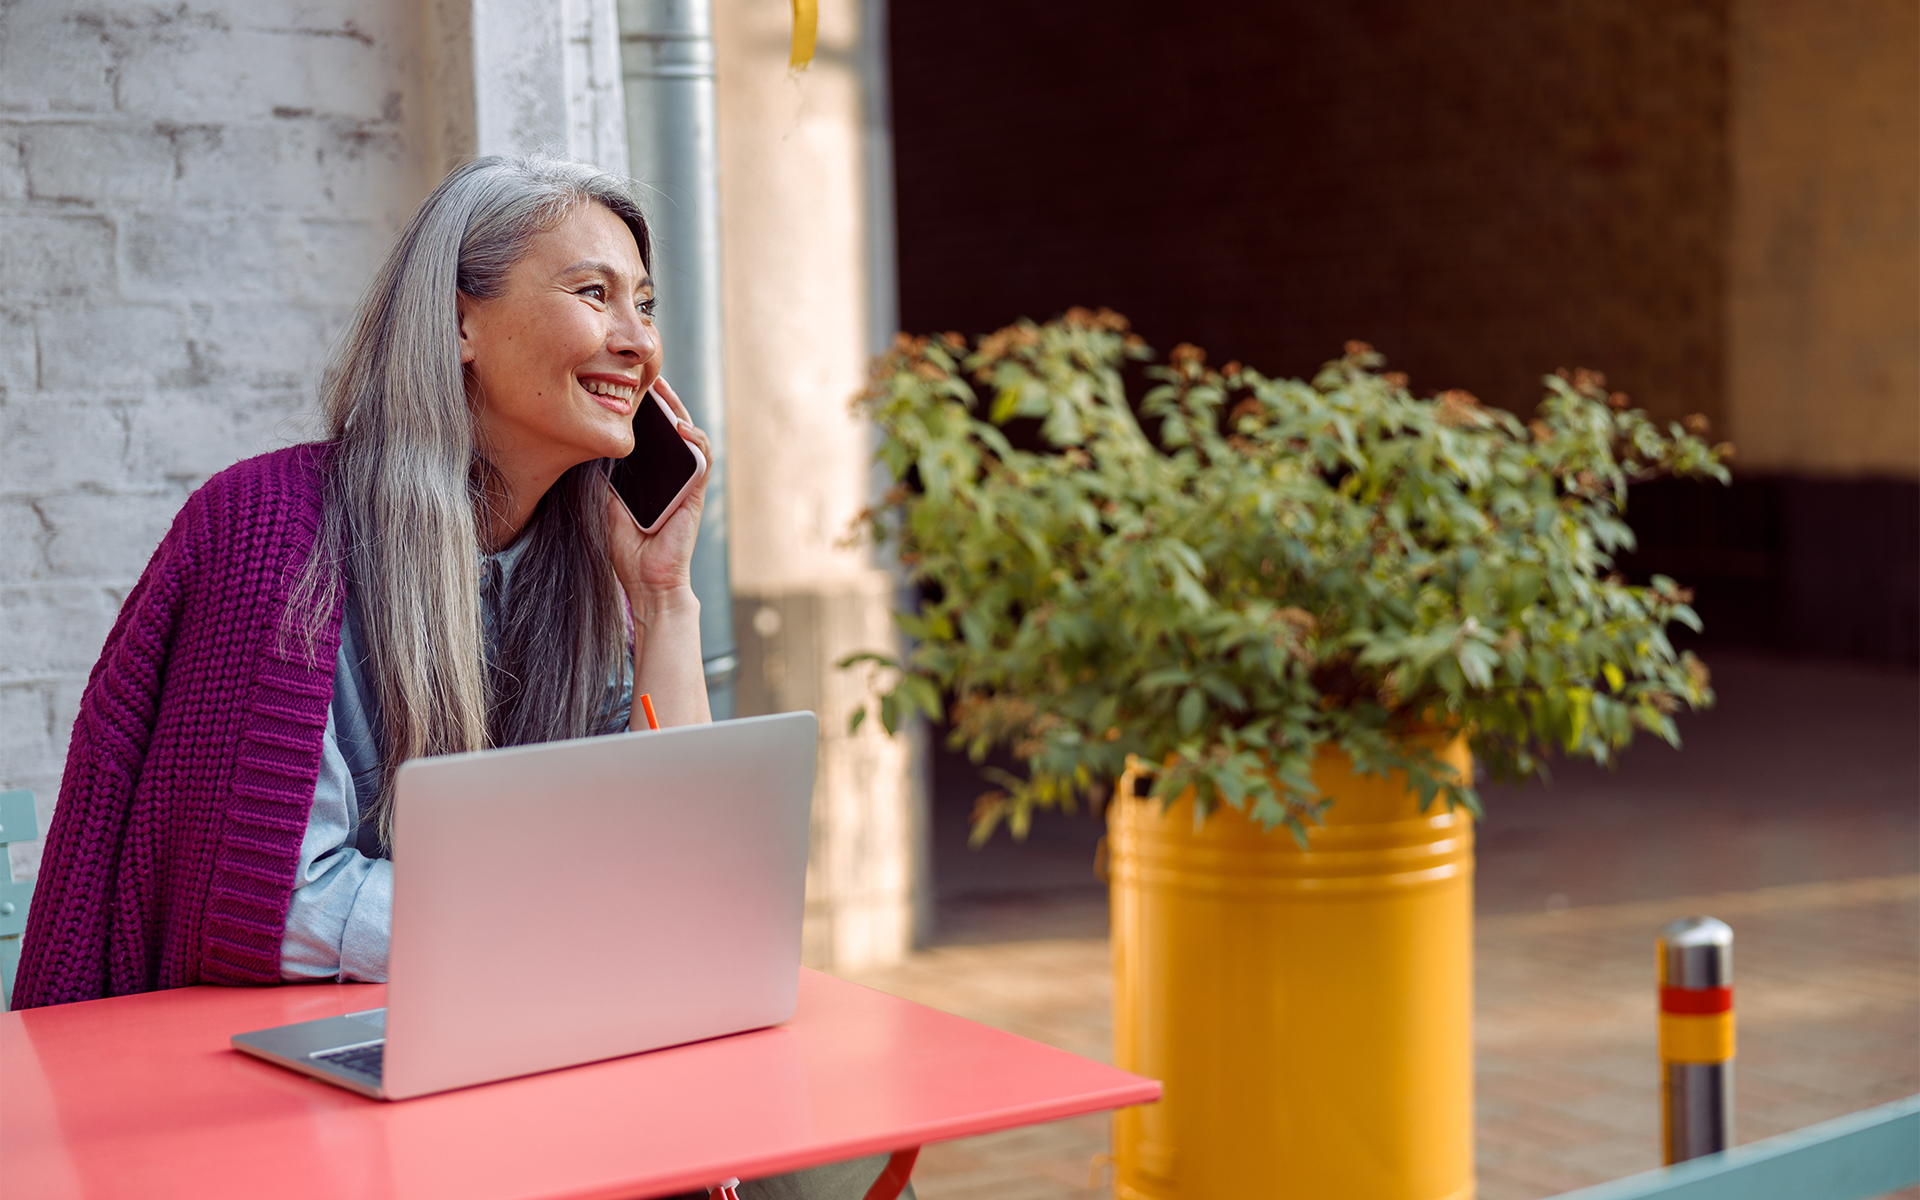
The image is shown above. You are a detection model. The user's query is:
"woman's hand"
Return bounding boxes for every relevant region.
[607,377,713,728]
[605,377,711,606]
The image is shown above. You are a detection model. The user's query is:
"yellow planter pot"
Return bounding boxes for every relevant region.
[1110,739,1475,1200]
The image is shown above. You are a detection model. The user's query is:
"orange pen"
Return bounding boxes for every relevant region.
[639,693,660,730]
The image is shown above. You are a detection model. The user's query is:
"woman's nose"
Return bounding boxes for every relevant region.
[609,305,658,362]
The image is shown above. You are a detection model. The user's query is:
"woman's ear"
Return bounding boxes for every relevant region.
[455,292,480,365]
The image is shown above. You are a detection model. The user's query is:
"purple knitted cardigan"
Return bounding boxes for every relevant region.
[13,445,343,1008]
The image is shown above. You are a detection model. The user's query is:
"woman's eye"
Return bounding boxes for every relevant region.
[579,284,607,302]
[638,297,658,317]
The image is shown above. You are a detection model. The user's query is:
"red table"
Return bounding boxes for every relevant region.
[3,968,1159,1200]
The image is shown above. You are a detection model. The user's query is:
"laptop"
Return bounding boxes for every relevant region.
[232,710,818,1100]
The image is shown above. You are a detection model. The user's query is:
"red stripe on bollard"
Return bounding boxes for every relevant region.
[1660,985,1733,1014]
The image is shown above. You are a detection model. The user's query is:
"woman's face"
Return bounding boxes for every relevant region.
[458,202,659,483]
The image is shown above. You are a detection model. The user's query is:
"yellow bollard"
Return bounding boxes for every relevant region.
[1110,739,1475,1200]
[1657,917,1734,1163]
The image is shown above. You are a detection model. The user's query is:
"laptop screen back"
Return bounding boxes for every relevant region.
[380,712,817,1099]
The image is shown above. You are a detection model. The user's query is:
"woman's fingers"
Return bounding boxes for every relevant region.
[651,377,713,467]
[652,377,693,423]
[604,461,700,598]
[679,421,712,463]
[606,378,707,599]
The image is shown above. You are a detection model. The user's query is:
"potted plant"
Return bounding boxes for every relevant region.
[844,308,1729,1200]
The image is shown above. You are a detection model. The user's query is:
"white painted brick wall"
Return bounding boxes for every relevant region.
[0,0,435,879]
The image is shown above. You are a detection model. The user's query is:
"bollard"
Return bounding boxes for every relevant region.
[1658,916,1734,1163]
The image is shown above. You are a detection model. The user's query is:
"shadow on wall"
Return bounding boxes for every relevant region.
[1621,477,1920,666]
[924,725,1109,945]
[888,0,1733,428]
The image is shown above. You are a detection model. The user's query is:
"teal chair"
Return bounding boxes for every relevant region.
[0,789,37,1011]
[1546,1094,1919,1200]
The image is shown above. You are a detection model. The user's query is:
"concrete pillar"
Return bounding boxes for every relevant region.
[713,0,925,968]
[460,0,629,171]
[1727,0,1919,476]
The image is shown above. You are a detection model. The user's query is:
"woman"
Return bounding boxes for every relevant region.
[17,155,903,1200]
[272,154,714,982]
[17,154,707,1001]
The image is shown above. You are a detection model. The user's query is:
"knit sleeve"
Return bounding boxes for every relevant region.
[13,445,343,1008]
[11,497,197,1008]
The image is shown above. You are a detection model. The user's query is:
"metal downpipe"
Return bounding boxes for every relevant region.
[617,0,736,717]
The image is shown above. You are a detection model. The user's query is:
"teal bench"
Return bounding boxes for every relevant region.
[1547,1094,1920,1200]
[0,789,37,1011]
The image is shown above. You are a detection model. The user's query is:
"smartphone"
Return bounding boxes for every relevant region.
[607,386,708,534]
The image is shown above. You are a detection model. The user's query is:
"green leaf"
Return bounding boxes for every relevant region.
[1198,675,1249,711]
[1457,641,1498,689]
[989,384,1022,424]
[1507,563,1544,612]
[1090,694,1120,734]
[1138,668,1194,694]
[1177,688,1207,736]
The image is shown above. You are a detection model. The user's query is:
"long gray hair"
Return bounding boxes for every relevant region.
[293,155,650,849]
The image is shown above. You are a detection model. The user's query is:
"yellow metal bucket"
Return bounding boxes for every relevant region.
[1110,740,1475,1200]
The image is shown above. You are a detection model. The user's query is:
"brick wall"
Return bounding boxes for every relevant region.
[0,1,432,876]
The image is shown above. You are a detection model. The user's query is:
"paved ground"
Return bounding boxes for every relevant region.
[834,651,1920,1198]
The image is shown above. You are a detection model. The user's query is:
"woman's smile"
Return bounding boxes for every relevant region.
[579,374,644,415]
